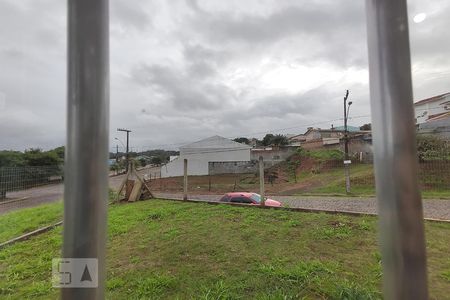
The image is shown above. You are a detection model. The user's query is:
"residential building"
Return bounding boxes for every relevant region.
[287,126,373,161]
[417,112,450,139]
[414,92,450,124]
[161,136,251,178]
[250,146,298,166]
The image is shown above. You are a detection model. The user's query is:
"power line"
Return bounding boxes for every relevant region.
[225,114,371,139]
[129,114,372,150]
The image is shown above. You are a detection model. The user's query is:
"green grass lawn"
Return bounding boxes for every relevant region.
[0,202,63,242]
[1,200,450,299]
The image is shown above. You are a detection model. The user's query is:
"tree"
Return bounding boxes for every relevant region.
[261,134,288,146]
[23,148,61,166]
[233,137,250,145]
[416,135,449,162]
[110,161,126,174]
[151,157,162,165]
[50,146,65,160]
[262,134,274,146]
[0,151,25,167]
[139,158,147,167]
[360,123,371,131]
[286,157,300,183]
[140,149,178,163]
[271,134,289,146]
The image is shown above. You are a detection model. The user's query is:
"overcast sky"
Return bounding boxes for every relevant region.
[0,0,449,152]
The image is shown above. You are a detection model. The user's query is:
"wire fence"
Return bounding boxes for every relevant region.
[0,166,63,200]
[0,158,448,212]
[144,159,450,197]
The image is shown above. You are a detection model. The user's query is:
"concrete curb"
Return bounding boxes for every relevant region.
[0,197,30,205]
[159,197,450,223]
[0,221,63,249]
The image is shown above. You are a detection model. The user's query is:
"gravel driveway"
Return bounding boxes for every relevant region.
[153,192,450,221]
[2,181,449,221]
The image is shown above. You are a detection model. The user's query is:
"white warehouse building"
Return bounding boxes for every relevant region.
[161,136,251,178]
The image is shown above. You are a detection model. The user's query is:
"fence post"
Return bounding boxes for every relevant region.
[259,156,265,206]
[183,159,188,200]
[0,169,4,200]
[63,0,109,299]
[208,175,211,192]
[365,0,428,299]
[344,161,351,193]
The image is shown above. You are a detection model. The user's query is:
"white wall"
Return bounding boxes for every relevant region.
[161,148,251,178]
[415,94,450,124]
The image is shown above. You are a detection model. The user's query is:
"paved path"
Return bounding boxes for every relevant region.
[153,193,450,221]
[2,180,449,221]
[0,168,149,214]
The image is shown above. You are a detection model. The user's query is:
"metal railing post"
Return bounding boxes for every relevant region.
[63,0,109,299]
[365,0,428,299]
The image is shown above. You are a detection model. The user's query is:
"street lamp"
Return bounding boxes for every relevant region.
[114,137,125,148]
[114,137,125,163]
[344,93,352,160]
[343,90,352,193]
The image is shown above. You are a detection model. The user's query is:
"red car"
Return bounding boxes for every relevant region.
[219,192,282,207]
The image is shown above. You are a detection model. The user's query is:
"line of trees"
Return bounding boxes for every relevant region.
[0,147,64,168]
[234,134,289,147]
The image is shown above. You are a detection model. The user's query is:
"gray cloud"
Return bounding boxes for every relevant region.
[0,0,448,151]
[191,4,364,43]
[110,0,152,32]
[184,1,367,68]
[131,63,235,111]
[183,44,231,78]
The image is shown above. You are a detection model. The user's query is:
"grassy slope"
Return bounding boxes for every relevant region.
[295,163,450,199]
[0,202,63,242]
[0,200,449,299]
[300,164,376,196]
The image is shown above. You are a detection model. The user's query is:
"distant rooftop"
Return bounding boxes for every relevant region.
[414,92,450,106]
[332,125,361,132]
[180,135,252,150]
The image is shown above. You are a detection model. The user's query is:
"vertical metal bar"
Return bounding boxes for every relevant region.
[365,0,428,299]
[183,159,188,200]
[259,156,265,205]
[64,0,109,299]
[126,131,130,172]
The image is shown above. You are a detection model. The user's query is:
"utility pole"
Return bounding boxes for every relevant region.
[115,145,119,162]
[343,90,353,193]
[117,128,131,172]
